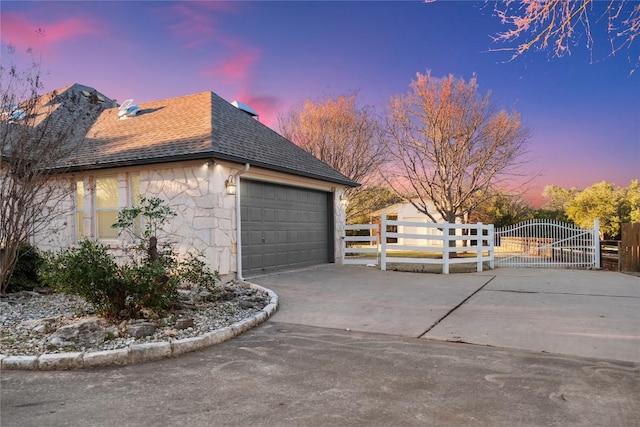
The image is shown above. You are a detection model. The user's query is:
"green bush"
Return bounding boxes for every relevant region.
[39,240,125,318]
[6,243,43,293]
[120,260,179,313]
[178,253,221,292]
[39,198,221,319]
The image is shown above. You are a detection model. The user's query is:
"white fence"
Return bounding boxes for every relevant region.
[342,217,601,272]
[342,224,379,266]
[341,214,494,274]
[380,215,494,274]
[494,219,600,268]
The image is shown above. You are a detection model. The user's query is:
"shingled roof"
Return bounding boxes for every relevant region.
[69,89,357,187]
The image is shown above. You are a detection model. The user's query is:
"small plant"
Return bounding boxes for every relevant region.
[40,197,221,320]
[178,252,221,292]
[39,240,125,318]
[5,243,43,293]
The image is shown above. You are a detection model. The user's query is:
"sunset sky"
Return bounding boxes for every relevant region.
[1,1,638,206]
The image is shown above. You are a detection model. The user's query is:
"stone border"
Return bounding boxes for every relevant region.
[0,282,277,371]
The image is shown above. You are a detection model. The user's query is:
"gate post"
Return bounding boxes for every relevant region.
[594,219,601,269]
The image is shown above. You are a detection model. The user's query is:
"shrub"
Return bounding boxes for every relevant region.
[39,240,125,318]
[6,243,43,293]
[39,198,221,319]
[120,260,179,313]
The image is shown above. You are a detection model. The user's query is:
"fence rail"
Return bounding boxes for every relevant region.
[342,218,602,272]
[342,224,379,266]
[379,215,494,274]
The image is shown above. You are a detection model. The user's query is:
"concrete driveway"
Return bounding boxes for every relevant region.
[2,265,639,426]
[252,265,640,363]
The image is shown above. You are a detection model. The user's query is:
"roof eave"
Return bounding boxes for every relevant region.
[50,151,360,187]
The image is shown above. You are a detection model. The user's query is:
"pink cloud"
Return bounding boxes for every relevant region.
[165,3,215,48]
[0,12,96,51]
[203,47,261,84]
[157,2,240,48]
[235,92,283,128]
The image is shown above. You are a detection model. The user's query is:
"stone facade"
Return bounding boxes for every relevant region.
[33,160,348,276]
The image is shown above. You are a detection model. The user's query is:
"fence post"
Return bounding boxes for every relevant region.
[476,222,483,272]
[488,224,495,269]
[381,213,387,271]
[593,219,601,269]
[442,222,450,274]
[341,227,346,266]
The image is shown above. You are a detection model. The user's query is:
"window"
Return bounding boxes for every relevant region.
[95,176,119,240]
[74,174,141,241]
[76,180,85,240]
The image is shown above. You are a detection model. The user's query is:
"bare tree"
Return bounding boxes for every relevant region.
[0,49,106,293]
[278,93,387,220]
[384,71,530,224]
[491,0,639,70]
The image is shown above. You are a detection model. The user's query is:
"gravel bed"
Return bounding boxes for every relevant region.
[0,284,270,356]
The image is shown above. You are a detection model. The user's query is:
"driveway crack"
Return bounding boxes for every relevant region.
[417,275,496,339]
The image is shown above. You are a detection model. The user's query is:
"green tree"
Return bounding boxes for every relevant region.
[623,179,640,223]
[566,181,623,239]
[534,208,571,223]
[469,190,534,228]
[541,185,579,211]
[346,186,402,225]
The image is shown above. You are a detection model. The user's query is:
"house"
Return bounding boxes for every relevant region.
[18,83,358,278]
[369,200,445,245]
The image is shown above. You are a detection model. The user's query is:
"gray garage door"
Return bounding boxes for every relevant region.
[240,180,333,276]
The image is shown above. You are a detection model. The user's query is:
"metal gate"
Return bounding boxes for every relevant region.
[495,219,600,268]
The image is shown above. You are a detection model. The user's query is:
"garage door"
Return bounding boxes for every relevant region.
[240,180,333,276]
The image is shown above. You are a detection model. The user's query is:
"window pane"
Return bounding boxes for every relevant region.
[77,212,84,240]
[97,211,119,239]
[76,180,84,209]
[130,175,141,206]
[96,177,118,208]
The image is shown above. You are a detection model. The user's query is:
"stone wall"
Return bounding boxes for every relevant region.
[32,160,349,275]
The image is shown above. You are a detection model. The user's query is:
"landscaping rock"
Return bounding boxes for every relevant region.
[126,322,157,338]
[19,317,59,334]
[175,318,194,330]
[49,317,109,348]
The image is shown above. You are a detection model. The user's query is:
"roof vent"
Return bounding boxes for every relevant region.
[118,99,140,120]
[231,100,258,118]
[1,104,26,123]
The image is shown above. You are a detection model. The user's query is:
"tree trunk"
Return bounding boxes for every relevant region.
[148,236,159,262]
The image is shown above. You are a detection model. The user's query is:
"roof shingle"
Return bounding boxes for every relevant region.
[70,89,357,187]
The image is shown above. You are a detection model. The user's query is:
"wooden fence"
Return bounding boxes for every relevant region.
[621,223,640,272]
